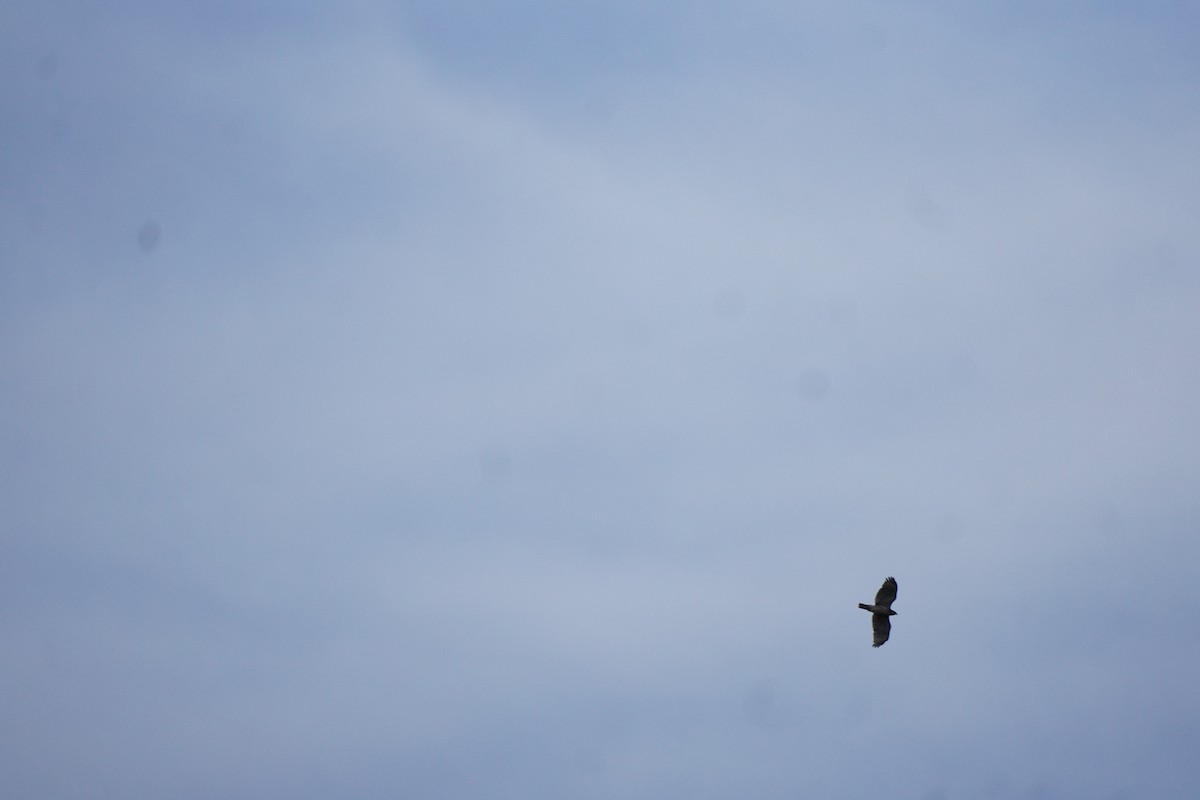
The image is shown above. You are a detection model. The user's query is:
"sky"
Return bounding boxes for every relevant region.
[2,2,1199,798]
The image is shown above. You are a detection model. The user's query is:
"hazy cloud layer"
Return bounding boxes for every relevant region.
[3,2,1199,798]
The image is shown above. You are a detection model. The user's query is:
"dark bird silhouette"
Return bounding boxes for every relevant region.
[858,577,898,647]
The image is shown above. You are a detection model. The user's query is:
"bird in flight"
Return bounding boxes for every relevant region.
[858,577,898,647]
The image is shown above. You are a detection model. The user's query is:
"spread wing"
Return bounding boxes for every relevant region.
[871,612,891,647]
[874,576,898,608]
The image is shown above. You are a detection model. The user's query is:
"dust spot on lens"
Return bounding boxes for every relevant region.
[743,679,778,731]
[479,445,511,483]
[572,379,606,407]
[621,318,657,350]
[712,287,745,320]
[1096,503,1123,539]
[908,189,949,232]
[828,295,857,335]
[948,354,977,386]
[797,368,830,401]
[934,513,964,544]
[136,220,162,254]
[36,54,59,81]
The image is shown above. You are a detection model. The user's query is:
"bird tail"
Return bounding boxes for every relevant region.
[858,603,872,611]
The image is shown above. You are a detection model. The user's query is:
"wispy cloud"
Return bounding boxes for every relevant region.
[2,2,1198,798]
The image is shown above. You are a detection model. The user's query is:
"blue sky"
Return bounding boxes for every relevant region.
[3,2,1199,798]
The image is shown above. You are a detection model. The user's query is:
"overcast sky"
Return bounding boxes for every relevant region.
[3,2,1199,798]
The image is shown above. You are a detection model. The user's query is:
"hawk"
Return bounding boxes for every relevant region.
[858,577,898,647]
